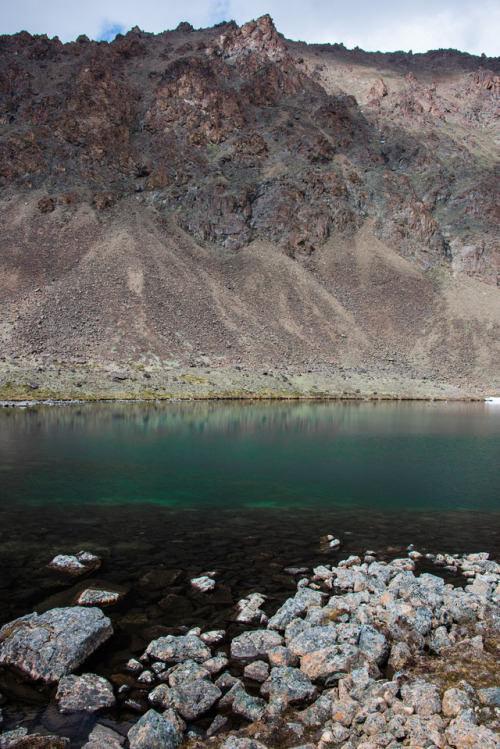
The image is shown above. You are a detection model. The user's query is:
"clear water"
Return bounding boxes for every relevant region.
[0,400,499,743]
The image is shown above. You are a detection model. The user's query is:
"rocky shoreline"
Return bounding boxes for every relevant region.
[0,357,493,405]
[0,546,499,749]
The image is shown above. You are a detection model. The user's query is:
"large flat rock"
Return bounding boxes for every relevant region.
[0,607,113,683]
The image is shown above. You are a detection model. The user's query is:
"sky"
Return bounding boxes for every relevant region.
[1,0,498,57]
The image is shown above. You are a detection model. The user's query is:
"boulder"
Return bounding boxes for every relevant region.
[145,634,210,664]
[231,629,283,662]
[235,593,268,625]
[231,689,266,721]
[168,658,210,686]
[358,625,389,666]
[82,724,124,749]
[127,709,181,749]
[401,679,442,716]
[56,673,115,712]
[300,644,360,682]
[244,660,269,682]
[47,552,101,575]
[288,625,337,657]
[267,588,323,630]
[170,679,221,720]
[442,687,474,717]
[0,607,113,683]
[263,666,317,704]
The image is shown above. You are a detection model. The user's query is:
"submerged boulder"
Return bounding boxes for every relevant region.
[0,607,113,683]
[47,552,101,576]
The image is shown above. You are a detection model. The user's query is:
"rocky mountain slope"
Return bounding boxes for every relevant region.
[0,16,499,398]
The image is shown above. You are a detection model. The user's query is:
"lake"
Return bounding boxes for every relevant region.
[0,400,499,738]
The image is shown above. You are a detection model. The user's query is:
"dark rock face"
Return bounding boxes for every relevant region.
[0,607,113,683]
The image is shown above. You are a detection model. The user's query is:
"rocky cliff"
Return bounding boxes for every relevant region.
[0,16,499,397]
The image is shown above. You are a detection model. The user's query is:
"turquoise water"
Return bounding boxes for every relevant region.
[0,400,499,740]
[1,400,499,512]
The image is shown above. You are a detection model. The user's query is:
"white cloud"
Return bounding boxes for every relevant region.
[1,0,498,56]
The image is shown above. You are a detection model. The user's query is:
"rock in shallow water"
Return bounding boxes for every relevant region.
[56,673,115,713]
[47,552,101,576]
[75,588,124,607]
[0,607,113,683]
[82,724,124,749]
[190,575,216,593]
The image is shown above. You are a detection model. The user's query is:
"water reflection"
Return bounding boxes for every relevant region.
[0,401,499,513]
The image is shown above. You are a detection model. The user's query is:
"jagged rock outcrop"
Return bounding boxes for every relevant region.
[0,16,499,389]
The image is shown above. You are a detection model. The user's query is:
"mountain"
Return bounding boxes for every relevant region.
[0,15,499,399]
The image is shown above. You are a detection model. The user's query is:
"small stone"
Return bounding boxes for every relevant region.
[388,641,411,670]
[200,629,225,644]
[203,654,228,675]
[161,708,186,736]
[168,659,210,686]
[215,672,241,691]
[137,670,154,684]
[125,659,142,674]
[47,554,86,573]
[300,644,360,682]
[268,588,323,630]
[268,645,298,668]
[123,699,143,712]
[148,684,173,710]
[76,588,124,607]
[190,576,216,593]
[244,660,269,682]
[47,552,101,575]
[288,625,337,657]
[235,593,268,625]
[151,661,166,675]
[205,714,228,737]
[358,625,389,666]
[219,739,268,749]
